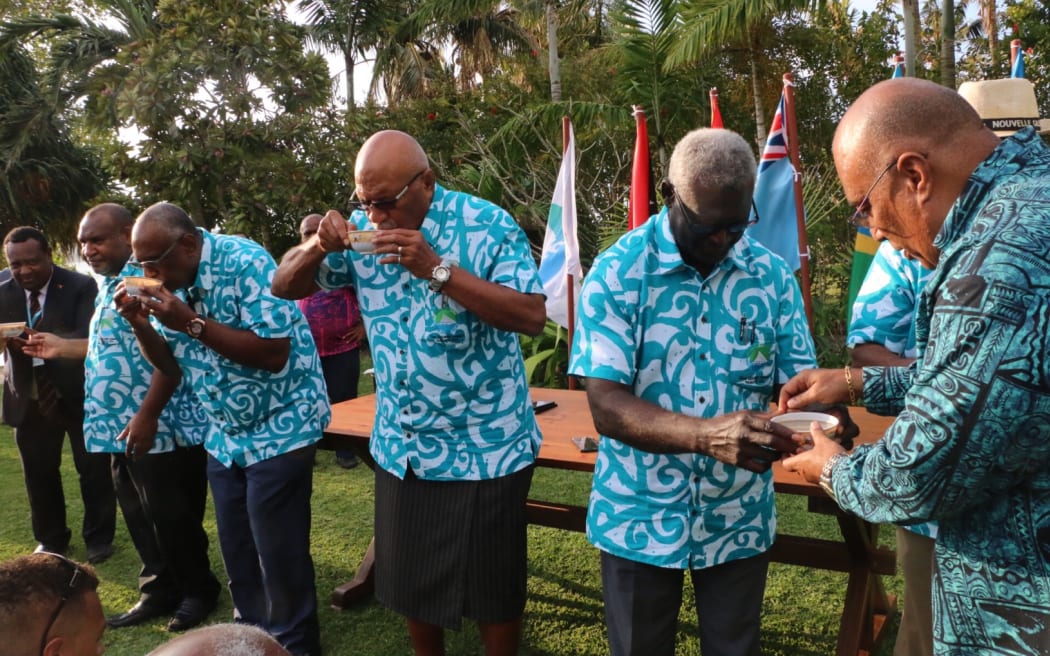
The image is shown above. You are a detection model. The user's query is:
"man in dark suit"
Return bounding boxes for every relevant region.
[1,226,115,562]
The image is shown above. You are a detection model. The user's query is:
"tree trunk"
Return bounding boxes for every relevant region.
[344,50,355,112]
[983,0,998,70]
[749,36,766,146]
[546,1,561,102]
[902,0,919,76]
[940,0,955,88]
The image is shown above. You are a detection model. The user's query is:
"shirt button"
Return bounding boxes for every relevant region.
[399,349,405,355]
[699,353,706,360]
[402,409,408,414]
[698,396,706,404]
[401,315,408,322]
[403,283,409,289]
[701,315,708,323]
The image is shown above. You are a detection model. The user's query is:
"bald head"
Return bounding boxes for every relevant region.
[352,130,434,230]
[147,623,291,656]
[834,78,992,178]
[299,214,323,242]
[134,202,196,242]
[84,202,134,229]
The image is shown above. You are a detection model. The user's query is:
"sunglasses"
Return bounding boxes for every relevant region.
[37,552,87,656]
[348,170,426,213]
[665,184,760,238]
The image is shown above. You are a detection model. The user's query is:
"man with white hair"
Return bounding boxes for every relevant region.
[569,128,836,655]
[148,623,291,656]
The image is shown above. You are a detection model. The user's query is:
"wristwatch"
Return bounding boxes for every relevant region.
[186,315,207,339]
[819,453,847,501]
[429,260,453,292]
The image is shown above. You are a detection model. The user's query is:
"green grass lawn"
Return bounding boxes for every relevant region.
[0,423,904,655]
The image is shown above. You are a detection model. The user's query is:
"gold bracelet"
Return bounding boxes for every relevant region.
[844,365,857,406]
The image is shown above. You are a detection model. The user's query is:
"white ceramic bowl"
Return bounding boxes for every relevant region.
[124,276,164,298]
[0,322,26,338]
[771,411,840,434]
[346,231,377,253]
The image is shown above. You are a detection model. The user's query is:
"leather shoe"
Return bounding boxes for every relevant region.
[166,596,217,633]
[33,543,68,556]
[107,599,176,628]
[86,543,114,564]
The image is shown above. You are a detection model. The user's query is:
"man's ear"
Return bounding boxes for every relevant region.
[41,635,63,656]
[898,151,933,200]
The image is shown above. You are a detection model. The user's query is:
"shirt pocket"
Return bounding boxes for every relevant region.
[421,296,474,352]
[728,325,776,395]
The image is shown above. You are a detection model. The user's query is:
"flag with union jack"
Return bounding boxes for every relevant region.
[746,92,800,270]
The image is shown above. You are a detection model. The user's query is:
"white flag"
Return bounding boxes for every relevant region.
[538,124,582,329]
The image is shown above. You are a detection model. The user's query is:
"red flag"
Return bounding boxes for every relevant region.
[629,106,651,230]
[710,88,724,128]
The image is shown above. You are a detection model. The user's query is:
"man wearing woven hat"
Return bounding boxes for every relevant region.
[781,77,1050,654]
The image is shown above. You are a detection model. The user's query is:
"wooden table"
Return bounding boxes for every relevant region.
[322,387,897,656]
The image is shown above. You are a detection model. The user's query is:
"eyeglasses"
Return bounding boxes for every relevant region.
[128,237,179,271]
[667,187,760,238]
[849,160,896,228]
[349,170,426,213]
[38,552,85,656]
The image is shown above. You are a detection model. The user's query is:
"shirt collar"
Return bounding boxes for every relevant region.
[650,208,753,278]
[935,126,1043,251]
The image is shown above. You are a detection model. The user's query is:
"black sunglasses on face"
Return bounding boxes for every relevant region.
[348,169,426,213]
[128,237,179,271]
[666,187,760,238]
[37,552,86,656]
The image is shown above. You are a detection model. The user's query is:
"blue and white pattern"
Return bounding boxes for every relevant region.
[847,241,938,540]
[317,184,543,481]
[160,231,330,467]
[569,210,816,569]
[84,262,208,454]
[848,241,932,359]
[844,128,1050,654]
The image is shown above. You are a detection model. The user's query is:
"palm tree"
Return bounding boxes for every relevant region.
[0,41,106,243]
[296,0,404,110]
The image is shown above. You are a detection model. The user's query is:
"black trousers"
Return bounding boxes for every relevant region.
[112,444,219,604]
[601,549,771,656]
[14,402,115,551]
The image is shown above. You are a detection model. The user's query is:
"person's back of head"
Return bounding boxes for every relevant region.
[147,623,292,656]
[0,553,103,656]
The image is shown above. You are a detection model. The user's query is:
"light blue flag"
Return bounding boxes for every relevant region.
[1012,48,1026,78]
[539,124,582,329]
[747,93,800,271]
[892,56,905,78]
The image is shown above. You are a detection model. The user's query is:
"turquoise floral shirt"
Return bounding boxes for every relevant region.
[838,129,1050,654]
[84,262,208,454]
[160,231,330,467]
[847,241,938,540]
[317,184,543,481]
[569,210,816,569]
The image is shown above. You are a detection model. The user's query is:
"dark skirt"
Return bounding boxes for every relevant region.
[373,463,535,629]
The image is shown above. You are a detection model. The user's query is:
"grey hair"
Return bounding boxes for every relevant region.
[146,623,290,656]
[667,128,756,209]
[137,201,197,241]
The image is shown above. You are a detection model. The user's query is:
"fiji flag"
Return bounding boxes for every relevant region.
[747,93,800,271]
[539,124,582,329]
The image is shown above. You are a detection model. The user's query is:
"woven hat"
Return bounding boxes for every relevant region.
[958,78,1050,137]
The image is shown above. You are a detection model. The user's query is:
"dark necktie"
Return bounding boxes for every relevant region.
[29,290,61,416]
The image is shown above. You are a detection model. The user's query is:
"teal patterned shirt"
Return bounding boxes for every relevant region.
[160,231,330,468]
[316,184,543,481]
[569,210,816,569]
[84,262,208,454]
[847,241,938,540]
[838,129,1050,654]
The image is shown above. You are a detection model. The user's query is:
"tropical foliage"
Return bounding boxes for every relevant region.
[3,0,1043,366]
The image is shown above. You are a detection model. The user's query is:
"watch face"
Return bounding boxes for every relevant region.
[187,318,205,338]
[435,266,451,281]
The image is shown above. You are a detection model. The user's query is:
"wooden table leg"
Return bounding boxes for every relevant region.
[834,514,897,656]
[330,537,376,610]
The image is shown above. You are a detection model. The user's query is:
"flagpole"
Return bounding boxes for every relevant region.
[710,88,724,128]
[781,73,814,334]
[562,115,578,391]
[629,106,651,230]
[1011,39,1020,71]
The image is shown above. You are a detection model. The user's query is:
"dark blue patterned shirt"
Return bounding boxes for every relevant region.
[841,128,1050,654]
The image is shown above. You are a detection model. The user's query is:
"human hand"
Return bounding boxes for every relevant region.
[782,425,847,484]
[372,229,440,278]
[344,322,366,345]
[137,285,195,332]
[113,285,153,330]
[21,329,70,360]
[116,412,158,459]
[697,410,797,474]
[778,368,853,413]
[318,211,351,253]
